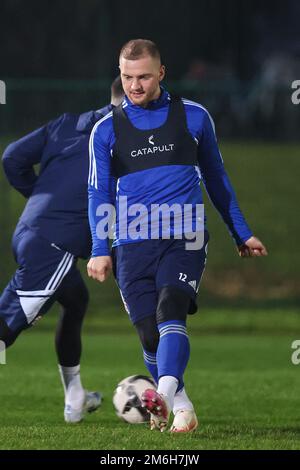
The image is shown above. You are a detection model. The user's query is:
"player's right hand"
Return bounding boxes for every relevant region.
[238,236,268,258]
[87,256,112,282]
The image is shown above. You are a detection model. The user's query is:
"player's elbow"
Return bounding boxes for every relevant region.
[1,143,22,184]
[2,145,10,166]
[2,142,17,168]
[2,146,13,178]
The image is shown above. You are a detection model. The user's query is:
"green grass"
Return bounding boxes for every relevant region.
[1,308,300,450]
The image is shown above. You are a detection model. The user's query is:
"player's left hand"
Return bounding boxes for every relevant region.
[238,236,268,258]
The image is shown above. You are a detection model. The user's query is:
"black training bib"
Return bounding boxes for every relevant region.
[111,95,198,178]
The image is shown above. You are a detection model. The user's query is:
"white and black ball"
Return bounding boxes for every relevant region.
[113,375,156,424]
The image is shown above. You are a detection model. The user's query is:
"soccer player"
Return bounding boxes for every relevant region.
[87,40,268,433]
[0,77,124,423]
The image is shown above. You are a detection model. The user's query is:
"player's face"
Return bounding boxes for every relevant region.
[119,55,165,107]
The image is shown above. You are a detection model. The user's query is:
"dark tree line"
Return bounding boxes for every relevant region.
[1,0,298,81]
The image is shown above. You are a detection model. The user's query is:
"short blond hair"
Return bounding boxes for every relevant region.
[119,39,161,62]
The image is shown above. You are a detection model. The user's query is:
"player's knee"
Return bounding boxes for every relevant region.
[74,282,89,314]
[135,315,159,353]
[0,316,18,347]
[156,286,191,324]
[0,316,11,342]
[60,281,89,320]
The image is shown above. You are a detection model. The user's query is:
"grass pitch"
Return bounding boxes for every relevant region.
[0,308,300,450]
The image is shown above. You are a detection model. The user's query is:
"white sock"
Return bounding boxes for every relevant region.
[173,387,194,414]
[58,364,85,409]
[157,375,178,410]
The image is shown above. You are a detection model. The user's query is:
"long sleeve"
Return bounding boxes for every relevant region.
[1,125,47,197]
[198,113,253,245]
[88,121,116,257]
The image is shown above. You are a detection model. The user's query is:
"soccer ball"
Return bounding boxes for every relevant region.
[113,375,156,424]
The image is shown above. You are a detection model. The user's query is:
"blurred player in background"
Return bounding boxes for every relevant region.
[0,76,124,423]
[87,40,268,433]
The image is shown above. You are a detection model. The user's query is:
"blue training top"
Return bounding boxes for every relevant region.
[88,89,253,257]
[2,104,112,259]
